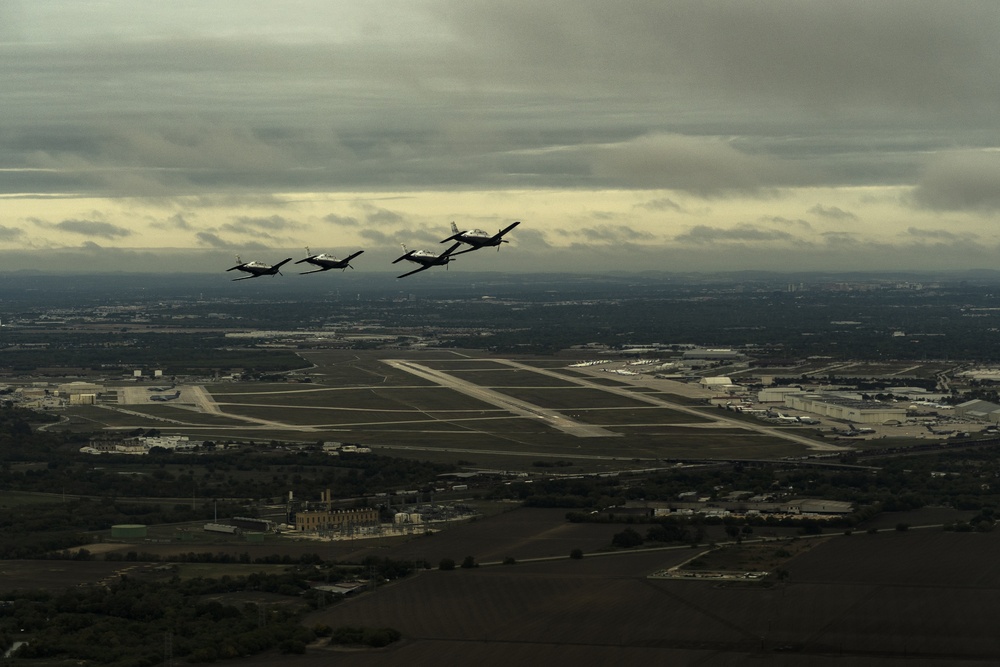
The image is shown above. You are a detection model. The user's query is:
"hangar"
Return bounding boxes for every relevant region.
[784,393,906,424]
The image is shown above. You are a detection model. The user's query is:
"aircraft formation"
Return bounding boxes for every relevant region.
[226,221,520,281]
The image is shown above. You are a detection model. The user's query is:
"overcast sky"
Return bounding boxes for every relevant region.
[4,0,1000,274]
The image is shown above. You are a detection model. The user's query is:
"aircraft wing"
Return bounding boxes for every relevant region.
[272,258,293,270]
[294,256,317,264]
[226,264,245,272]
[447,246,481,256]
[392,251,414,264]
[231,274,259,281]
[440,242,463,257]
[493,220,521,240]
[440,233,462,243]
[396,264,433,279]
[343,250,364,262]
[299,267,330,275]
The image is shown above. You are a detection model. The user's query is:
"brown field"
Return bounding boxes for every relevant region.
[269,524,1000,666]
[8,506,1000,665]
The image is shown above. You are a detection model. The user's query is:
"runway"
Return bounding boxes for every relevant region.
[382,359,621,438]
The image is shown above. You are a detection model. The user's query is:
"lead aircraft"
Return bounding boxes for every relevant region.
[441,220,520,255]
[295,247,364,274]
[393,242,462,278]
[226,255,293,281]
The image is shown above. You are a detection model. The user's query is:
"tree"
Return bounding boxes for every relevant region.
[611,528,643,548]
[460,555,478,569]
[569,548,583,560]
[438,558,455,571]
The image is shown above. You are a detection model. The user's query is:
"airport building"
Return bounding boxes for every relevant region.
[57,381,103,397]
[682,348,743,361]
[954,399,1000,423]
[783,393,906,424]
[757,387,805,403]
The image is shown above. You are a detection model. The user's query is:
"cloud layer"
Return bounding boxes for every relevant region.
[2,1,1000,272]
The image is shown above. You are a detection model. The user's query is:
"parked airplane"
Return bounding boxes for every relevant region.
[767,410,801,423]
[226,255,293,281]
[295,247,364,274]
[393,242,462,278]
[441,221,520,255]
[150,390,181,402]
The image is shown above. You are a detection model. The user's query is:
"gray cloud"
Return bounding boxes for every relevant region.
[637,198,684,213]
[323,213,360,227]
[359,229,395,245]
[809,204,857,221]
[150,213,194,230]
[223,215,300,233]
[7,2,997,201]
[675,224,797,245]
[561,225,656,243]
[819,231,859,247]
[5,2,1000,273]
[46,219,132,239]
[906,227,978,241]
[195,232,228,248]
[590,134,805,195]
[0,225,24,241]
[910,151,1000,212]
[761,216,812,231]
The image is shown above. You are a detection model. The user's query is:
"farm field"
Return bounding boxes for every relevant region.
[286,528,1000,666]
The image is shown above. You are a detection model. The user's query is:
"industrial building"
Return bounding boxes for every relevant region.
[757,387,805,403]
[783,393,906,424]
[954,399,1000,423]
[295,507,379,532]
[57,381,103,397]
[682,348,743,361]
[293,488,379,532]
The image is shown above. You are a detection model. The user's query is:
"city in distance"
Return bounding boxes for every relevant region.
[4,270,1000,664]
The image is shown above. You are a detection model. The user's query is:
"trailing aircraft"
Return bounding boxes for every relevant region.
[393,242,462,278]
[295,247,364,274]
[226,255,293,281]
[441,220,520,255]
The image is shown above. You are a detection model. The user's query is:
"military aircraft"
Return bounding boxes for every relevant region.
[226,255,293,281]
[393,242,462,278]
[441,220,520,255]
[295,247,364,274]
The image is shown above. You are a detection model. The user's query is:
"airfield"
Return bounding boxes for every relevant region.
[64,349,847,467]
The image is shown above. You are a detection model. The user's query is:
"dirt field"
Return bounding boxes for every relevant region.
[267,525,1000,666]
